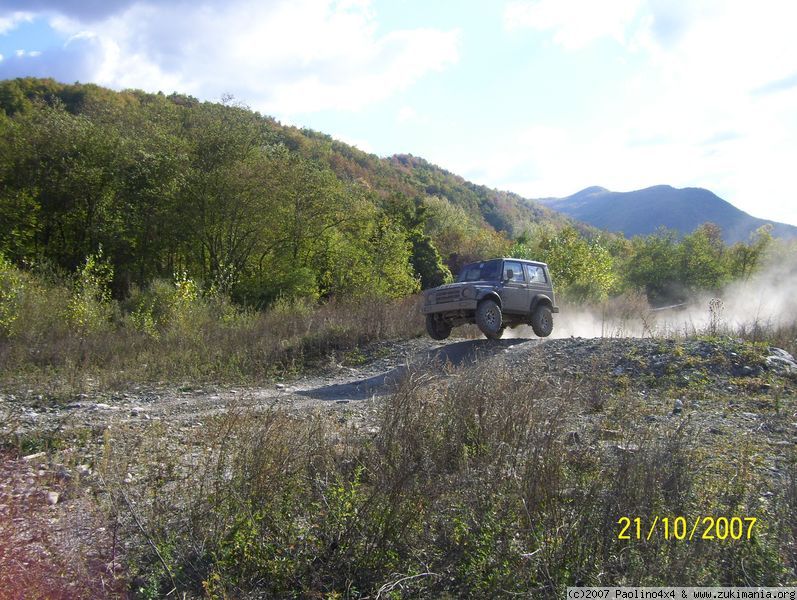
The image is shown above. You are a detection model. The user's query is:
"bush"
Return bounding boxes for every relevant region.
[0,253,24,338]
[67,248,115,335]
[0,263,424,392]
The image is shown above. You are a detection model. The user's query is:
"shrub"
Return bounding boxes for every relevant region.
[0,253,24,338]
[67,248,114,335]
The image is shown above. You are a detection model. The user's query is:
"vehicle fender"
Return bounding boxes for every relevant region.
[476,290,502,308]
[530,294,554,313]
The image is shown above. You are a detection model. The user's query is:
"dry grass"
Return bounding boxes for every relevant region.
[0,282,425,396]
[81,353,796,598]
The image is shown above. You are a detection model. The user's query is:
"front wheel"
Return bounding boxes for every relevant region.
[426,314,452,340]
[530,305,553,337]
[476,299,503,339]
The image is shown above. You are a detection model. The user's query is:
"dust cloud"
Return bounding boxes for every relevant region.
[508,259,797,340]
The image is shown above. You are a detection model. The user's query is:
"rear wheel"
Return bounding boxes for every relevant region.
[530,305,553,337]
[476,299,503,339]
[425,314,452,340]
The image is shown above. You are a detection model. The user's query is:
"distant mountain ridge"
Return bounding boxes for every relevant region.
[536,185,797,243]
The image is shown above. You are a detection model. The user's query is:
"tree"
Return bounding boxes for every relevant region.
[728,225,772,280]
[382,194,451,288]
[625,229,682,305]
[512,226,616,302]
[679,223,728,291]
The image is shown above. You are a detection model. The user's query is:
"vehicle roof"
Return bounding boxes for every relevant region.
[501,257,547,265]
[466,257,548,266]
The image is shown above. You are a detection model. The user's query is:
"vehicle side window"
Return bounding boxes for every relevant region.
[524,264,547,283]
[503,261,525,283]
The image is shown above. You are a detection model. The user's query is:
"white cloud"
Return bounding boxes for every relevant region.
[503,0,643,49]
[17,0,459,116]
[396,105,416,123]
[490,0,797,226]
[0,11,32,34]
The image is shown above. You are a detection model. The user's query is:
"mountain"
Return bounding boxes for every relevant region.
[536,185,797,244]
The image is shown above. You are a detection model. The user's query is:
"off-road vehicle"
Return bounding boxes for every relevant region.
[422,258,559,340]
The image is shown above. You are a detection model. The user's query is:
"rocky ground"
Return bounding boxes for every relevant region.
[1,334,796,596]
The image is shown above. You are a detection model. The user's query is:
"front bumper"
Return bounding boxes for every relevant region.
[422,299,478,315]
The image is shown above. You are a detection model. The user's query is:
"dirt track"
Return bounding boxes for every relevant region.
[4,333,796,435]
[2,334,796,595]
[0,337,546,438]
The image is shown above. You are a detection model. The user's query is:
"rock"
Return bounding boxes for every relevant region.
[46,491,59,505]
[130,406,146,416]
[769,347,796,362]
[275,383,286,390]
[22,451,46,462]
[123,473,134,484]
[614,443,639,454]
[76,464,91,477]
[600,429,622,440]
[766,355,797,374]
[93,403,113,410]
[673,399,683,415]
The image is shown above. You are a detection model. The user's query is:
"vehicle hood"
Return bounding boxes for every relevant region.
[433,280,498,290]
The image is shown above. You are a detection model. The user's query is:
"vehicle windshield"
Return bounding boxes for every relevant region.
[457,259,502,282]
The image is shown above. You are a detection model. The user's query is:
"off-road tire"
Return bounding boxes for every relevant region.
[425,314,452,340]
[530,304,553,337]
[476,299,503,339]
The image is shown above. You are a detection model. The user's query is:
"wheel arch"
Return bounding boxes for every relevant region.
[477,291,502,309]
[530,294,554,313]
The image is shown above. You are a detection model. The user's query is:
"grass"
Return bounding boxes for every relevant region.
[64,344,793,598]
[0,270,425,397]
[3,262,797,597]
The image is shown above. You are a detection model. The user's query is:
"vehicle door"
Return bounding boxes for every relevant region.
[524,263,550,296]
[500,260,529,314]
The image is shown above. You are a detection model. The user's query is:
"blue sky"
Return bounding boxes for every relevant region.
[2,0,797,227]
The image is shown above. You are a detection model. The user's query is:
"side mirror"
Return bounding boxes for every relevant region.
[504,268,513,281]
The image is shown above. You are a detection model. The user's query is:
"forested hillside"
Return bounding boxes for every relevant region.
[0,77,572,306]
[0,77,791,312]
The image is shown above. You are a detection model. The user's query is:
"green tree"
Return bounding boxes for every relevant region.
[513,226,616,302]
[383,195,451,288]
[679,223,729,291]
[625,229,683,305]
[728,225,772,280]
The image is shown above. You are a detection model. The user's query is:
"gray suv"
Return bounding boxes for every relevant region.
[422,258,559,340]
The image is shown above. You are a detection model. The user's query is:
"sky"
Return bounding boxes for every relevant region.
[1,0,796,227]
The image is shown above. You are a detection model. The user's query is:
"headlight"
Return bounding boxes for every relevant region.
[462,286,476,299]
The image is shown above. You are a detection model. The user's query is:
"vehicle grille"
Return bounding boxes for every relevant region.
[435,289,461,304]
